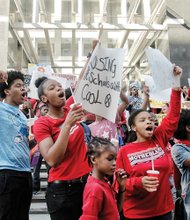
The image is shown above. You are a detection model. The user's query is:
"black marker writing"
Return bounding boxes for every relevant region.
[81,84,102,104]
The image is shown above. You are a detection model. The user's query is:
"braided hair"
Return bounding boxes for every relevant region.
[86,136,114,167]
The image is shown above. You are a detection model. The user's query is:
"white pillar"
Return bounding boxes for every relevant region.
[54,0,62,22]
[32,0,39,23]
[78,38,83,63]
[16,44,23,71]
[121,0,127,17]
[0,0,10,70]
[143,0,151,22]
[78,0,83,23]
[119,0,127,24]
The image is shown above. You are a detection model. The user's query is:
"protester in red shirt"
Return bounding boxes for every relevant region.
[116,65,182,220]
[33,77,91,220]
[79,137,127,220]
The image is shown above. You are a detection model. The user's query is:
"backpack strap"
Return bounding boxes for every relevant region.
[80,122,91,145]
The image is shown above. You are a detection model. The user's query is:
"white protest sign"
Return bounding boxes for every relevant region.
[27,64,53,99]
[28,72,51,99]
[27,64,73,99]
[141,74,156,93]
[146,47,180,90]
[51,73,77,88]
[142,74,184,105]
[142,74,171,102]
[74,46,126,123]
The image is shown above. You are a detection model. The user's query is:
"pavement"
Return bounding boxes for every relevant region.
[29,214,50,220]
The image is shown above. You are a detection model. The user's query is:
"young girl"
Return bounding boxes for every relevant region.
[116,65,182,220]
[79,137,127,220]
[33,77,91,220]
[171,109,190,219]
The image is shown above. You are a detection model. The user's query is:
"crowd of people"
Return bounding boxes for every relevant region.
[0,58,190,220]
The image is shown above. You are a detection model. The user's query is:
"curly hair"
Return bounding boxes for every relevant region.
[86,136,114,167]
[0,70,24,98]
[174,109,190,140]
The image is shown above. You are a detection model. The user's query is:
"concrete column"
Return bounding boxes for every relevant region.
[16,43,23,71]
[0,0,10,70]
[71,0,76,22]
[54,30,62,59]
[72,30,75,75]
[78,37,83,63]
[99,31,108,47]
[54,1,62,62]
[121,0,127,23]
[54,0,62,22]
[78,0,83,23]
[32,0,39,23]
[143,0,150,22]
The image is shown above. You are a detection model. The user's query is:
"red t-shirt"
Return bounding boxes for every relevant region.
[79,176,120,220]
[116,89,181,219]
[33,104,91,181]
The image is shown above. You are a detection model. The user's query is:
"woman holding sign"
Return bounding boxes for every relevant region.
[33,76,91,220]
[32,40,99,220]
[115,65,182,220]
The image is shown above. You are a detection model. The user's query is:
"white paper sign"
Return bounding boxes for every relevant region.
[27,64,73,99]
[27,64,53,99]
[142,74,171,102]
[146,47,180,90]
[74,46,126,123]
[51,73,76,88]
[142,74,184,104]
[28,71,51,99]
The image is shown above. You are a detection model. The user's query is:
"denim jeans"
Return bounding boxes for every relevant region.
[0,169,32,220]
[33,154,43,191]
[46,181,86,220]
[33,154,50,192]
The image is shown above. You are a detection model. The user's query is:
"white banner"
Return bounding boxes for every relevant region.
[74,46,126,123]
[142,74,171,102]
[142,74,184,104]
[27,64,76,99]
[27,64,53,99]
[51,73,76,88]
[146,47,180,91]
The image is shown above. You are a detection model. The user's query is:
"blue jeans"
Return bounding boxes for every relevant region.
[46,181,86,220]
[32,154,50,192]
[0,169,32,220]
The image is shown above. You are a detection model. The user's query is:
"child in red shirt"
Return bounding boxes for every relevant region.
[116,65,182,220]
[79,137,127,220]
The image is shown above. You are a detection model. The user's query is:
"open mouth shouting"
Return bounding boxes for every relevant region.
[145,126,153,132]
[145,126,154,136]
[21,92,27,100]
[58,91,65,99]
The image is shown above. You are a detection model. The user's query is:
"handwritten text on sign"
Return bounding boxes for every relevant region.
[74,47,126,123]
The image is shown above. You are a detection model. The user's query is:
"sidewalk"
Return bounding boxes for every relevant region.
[30,214,50,220]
